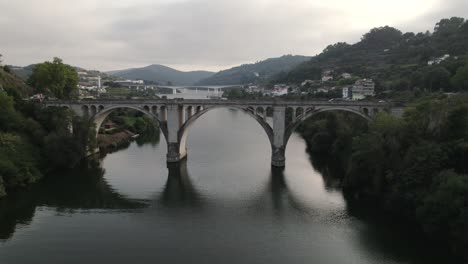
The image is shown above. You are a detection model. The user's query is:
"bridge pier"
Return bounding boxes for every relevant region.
[166,104,187,163]
[271,106,286,167]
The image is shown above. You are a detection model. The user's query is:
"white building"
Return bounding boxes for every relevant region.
[352,79,375,100]
[272,84,289,97]
[341,73,352,79]
[247,85,263,93]
[301,80,315,87]
[428,54,450,65]
[342,86,352,99]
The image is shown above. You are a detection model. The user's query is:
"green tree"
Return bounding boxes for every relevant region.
[451,62,468,91]
[361,26,403,48]
[434,17,465,37]
[0,92,23,131]
[417,170,468,257]
[425,66,451,91]
[28,57,78,99]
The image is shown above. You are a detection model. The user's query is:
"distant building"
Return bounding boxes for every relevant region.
[301,80,315,87]
[341,73,352,79]
[428,54,450,65]
[272,84,289,96]
[352,79,375,100]
[247,85,263,93]
[115,80,144,85]
[316,87,329,93]
[342,86,352,99]
[321,70,334,82]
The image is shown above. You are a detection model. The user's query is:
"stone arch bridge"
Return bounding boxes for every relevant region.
[45,99,404,167]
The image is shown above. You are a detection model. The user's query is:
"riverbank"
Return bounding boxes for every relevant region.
[98,130,137,151]
[298,96,468,262]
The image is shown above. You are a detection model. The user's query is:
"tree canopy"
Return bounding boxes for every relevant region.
[28,57,78,99]
[451,61,468,91]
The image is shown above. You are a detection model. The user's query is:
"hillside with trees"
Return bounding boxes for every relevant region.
[298,95,468,261]
[0,56,96,199]
[197,55,310,85]
[107,64,214,86]
[274,17,468,96]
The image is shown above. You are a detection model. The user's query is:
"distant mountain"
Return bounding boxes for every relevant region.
[0,66,33,97]
[10,64,36,80]
[11,64,88,81]
[107,64,214,86]
[196,55,311,85]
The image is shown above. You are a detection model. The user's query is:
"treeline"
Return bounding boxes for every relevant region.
[104,109,159,135]
[274,17,468,95]
[0,60,95,198]
[299,96,468,260]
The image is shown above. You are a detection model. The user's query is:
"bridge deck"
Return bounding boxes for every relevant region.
[45,99,394,108]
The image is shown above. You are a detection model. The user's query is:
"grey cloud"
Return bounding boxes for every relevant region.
[1,0,467,71]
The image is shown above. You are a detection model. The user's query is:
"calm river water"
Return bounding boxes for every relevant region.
[0,96,450,263]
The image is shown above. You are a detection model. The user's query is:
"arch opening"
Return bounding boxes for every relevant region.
[92,106,168,148]
[177,106,274,158]
[284,108,372,150]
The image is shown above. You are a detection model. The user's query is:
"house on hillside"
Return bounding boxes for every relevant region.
[352,79,375,100]
[342,86,352,99]
[428,54,450,65]
[341,73,352,79]
[321,70,334,82]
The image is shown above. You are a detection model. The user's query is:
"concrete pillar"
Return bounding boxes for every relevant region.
[186,106,193,122]
[178,106,185,128]
[271,106,286,167]
[166,104,186,163]
[160,107,167,122]
[291,107,297,123]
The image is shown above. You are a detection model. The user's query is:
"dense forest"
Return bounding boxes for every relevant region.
[273,17,468,96]
[0,57,96,198]
[298,96,468,261]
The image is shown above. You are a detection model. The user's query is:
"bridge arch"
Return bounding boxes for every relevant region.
[177,105,274,157]
[284,107,372,148]
[92,105,168,141]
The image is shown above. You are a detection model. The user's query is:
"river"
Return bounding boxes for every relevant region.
[0,93,450,263]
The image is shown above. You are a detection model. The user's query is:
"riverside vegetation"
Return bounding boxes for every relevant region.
[0,58,96,198]
[0,56,160,198]
[297,96,468,261]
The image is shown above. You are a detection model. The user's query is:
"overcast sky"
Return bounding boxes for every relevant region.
[1,0,467,72]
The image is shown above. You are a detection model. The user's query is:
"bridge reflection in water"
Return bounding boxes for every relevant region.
[0,159,313,241]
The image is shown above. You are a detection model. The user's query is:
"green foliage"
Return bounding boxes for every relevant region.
[3,65,11,73]
[0,133,42,189]
[0,92,23,131]
[28,58,78,99]
[105,109,158,135]
[360,26,403,48]
[300,98,468,260]
[417,170,468,256]
[273,17,468,95]
[0,90,95,198]
[451,61,468,91]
